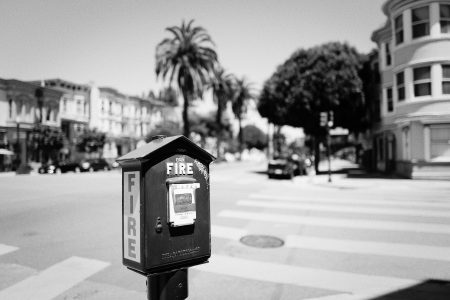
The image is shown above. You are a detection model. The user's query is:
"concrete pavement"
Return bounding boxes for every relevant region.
[0,161,449,299]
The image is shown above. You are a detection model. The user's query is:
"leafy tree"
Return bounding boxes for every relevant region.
[76,129,106,154]
[242,124,267,150]
[30,124,66,163]
[232,77,254,155]
[155,19,218,138]
[258,42,365,170]
[145,120,181,141]
[158,86,179,107]
[210,66,235,158]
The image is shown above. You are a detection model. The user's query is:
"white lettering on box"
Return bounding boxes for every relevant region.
[166,161,194,176]
[123,171,140,262]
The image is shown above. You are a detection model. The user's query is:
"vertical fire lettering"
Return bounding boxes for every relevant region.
[123,171,140,262]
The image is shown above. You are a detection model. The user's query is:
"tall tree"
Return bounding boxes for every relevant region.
[210,66,235,158]
[258,42,365,171]
[232,77,254,155]
[155,19,218,138]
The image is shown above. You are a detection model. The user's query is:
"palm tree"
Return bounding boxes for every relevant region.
[155,19,218,138]
[210,66,235,158]
[232,77,254,156]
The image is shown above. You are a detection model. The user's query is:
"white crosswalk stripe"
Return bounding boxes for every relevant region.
[285,235,450,262]
[219,210,450,234]
[237,200,450,218]
[0,256,110,300]
[211,224,450,262]
[248,193,450,209]
[194,255,417,294]
[0,244,18,257]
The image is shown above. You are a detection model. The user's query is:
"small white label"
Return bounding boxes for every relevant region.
[123,171,140,262]
[168,183,200,226]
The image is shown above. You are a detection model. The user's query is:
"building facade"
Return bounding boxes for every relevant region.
[89,86,165,159]
[0,78,63,171]
[36,79,91,161]
[372,0,450,179]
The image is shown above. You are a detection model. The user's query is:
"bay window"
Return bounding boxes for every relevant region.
[412,6,430,39]
[440,4,450,33]
[413,66,431,97]
[442,65,450,94]
[386,87,393,112]
[395,14,404,45]
[396,71,405,101]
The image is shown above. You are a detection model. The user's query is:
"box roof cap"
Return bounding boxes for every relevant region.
[117,135,215,163]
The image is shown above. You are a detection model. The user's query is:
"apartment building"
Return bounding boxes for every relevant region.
[89,86,165,159]
[0,78,63,170]
[35,79,91,160]
[372,0,450,179]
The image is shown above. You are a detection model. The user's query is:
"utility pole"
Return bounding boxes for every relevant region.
[326,111,334,183]
[320,111,333,183]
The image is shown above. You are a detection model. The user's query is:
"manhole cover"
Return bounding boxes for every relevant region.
[239,235,284,248]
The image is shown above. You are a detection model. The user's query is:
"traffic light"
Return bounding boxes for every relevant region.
[320,112,327,127]
[328,111,334,127]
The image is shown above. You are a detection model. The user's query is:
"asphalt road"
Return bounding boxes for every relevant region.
[0,161,450,300]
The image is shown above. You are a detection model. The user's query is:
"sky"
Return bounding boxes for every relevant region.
[0,0,386,97]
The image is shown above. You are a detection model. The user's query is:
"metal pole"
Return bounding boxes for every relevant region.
[327,112,332,183]
[147,268,188,300]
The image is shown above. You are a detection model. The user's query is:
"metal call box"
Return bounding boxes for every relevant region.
[117,135,215,275]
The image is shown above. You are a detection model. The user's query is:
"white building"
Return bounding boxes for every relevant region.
[372,0,450,179]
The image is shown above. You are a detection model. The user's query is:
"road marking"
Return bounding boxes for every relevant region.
[0,256,110,300]
[285,235,450,262]
[237,200,450,218]
[211,225,247,240]
[194,254,416,294]
[248,193,450,209]
[219,210,450,234]
[0,244,18,256]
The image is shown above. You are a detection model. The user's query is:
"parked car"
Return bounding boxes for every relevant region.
[267,157,296,179]
[38,158,110,174]
[38,160,88,174]
[86,158,111,171]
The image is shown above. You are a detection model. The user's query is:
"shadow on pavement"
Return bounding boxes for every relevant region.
[369,279,450,300]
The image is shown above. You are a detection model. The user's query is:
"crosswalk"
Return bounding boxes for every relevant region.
[1,182,449,299]
[204,186,450,299]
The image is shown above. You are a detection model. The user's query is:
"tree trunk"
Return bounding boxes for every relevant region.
[238,116,243,159]
[182,90,190,138]
[216,97,223,159]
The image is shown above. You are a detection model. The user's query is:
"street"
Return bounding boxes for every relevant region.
[0,161,450,299]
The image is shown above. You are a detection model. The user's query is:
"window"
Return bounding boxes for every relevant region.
[386,87,393,112]
[385,43,391,66]
[413,66,431,96]
[430,125,450,160]
[442,65,450,94]
[76,100,83,114]
[395,14,404,45]
[8,99,13,118]
[412,6,430,38]
[62,98,67,112]
[396,72,405,101]
[440,4,450,33]
[46,108,52,121]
